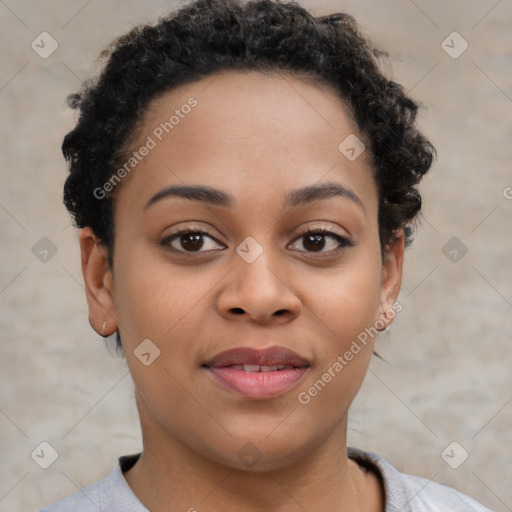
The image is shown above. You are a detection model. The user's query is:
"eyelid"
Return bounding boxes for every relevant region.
[293,222,350,239]
[293,224,355,245]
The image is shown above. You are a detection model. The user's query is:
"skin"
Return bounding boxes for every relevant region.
[80,70,404,511]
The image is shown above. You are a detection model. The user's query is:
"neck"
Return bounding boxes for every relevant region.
[124,426,380,511]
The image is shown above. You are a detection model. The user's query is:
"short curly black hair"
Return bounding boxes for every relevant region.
[62,0,434,350]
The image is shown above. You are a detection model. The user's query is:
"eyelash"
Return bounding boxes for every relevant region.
[160,225,355,257]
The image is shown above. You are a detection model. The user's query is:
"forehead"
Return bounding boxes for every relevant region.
[141,69,362,157]
[114,70,377,215]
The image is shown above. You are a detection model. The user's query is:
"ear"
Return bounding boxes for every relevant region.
[79,227,117,337]
[378,230,405,328]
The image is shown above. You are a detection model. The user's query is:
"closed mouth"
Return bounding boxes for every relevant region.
[203,346,310,399]
[203,345,310,369]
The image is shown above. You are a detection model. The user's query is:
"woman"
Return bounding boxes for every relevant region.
[40,0,492,509]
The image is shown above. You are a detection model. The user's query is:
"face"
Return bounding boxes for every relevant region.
[82,70,403,471]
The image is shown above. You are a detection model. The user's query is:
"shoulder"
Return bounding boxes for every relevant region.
[399,472,493,511]
[347,447,493,512]
[38,453,145,512]
[38,477,106,512]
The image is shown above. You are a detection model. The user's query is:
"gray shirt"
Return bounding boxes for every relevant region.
[38,447,493,511]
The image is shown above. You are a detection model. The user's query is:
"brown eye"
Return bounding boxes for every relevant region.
[302,233,326,252]
[179,233,204,251]
[290,229,354,254]
[161,229,225,254]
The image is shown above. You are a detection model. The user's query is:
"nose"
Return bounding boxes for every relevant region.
[216,246,302,326]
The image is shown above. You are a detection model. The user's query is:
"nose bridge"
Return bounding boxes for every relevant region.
[236,237,288,298]
[217,235,301,322]
[241,244,282,290]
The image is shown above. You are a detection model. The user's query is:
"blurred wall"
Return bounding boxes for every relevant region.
[0,0,511,510]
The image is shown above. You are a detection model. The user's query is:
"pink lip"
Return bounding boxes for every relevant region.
[204,346,310,400]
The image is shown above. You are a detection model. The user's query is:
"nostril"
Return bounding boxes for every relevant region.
[230,307,245,315]
[274,309,288,316]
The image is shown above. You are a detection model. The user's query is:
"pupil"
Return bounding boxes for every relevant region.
[304,234,325,251]
[182,233,203,251]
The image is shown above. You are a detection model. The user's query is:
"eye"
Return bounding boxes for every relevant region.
[160,228,225,253]
[160,226,354,256]
[289,228,354,254]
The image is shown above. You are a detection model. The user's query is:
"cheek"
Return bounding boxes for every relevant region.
[112,243,202,346]
[294,251,382,397]
[303,257,382,340]
[293,293,379,433]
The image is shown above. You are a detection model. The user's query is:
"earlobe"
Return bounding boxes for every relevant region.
[378,230,405,329]
[79,227,117,337]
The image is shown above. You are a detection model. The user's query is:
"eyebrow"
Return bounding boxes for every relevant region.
[144,182,364,211]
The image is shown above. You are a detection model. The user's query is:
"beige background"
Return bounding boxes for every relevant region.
[1,0,511,511]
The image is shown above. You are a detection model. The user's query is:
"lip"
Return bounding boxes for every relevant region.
[203,346,310,400]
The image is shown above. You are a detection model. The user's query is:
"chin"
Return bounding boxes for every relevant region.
[195,428,324,473]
